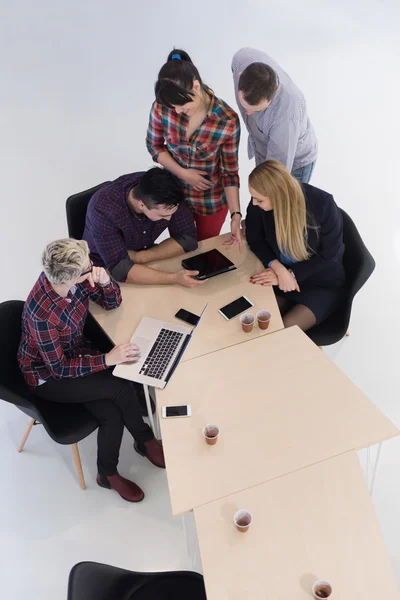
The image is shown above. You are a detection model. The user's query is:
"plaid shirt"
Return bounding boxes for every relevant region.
[18,272,122,388]
[146,94,240,215]
[83,172,197,281]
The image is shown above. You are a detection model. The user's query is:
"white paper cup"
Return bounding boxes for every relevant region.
[240,313,255,333]
[312,580,332,598]
[202,424,220,445]
[234,510,253,532]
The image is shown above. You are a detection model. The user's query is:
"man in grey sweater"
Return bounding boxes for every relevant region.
[232,47,318,183]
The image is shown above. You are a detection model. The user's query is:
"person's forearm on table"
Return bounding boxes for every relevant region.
[125,263,178,285]
[157,151,187,180]
[128,238,184,265]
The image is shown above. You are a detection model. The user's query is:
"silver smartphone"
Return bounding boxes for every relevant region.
[218,296,254,320]
[161,405,192,419]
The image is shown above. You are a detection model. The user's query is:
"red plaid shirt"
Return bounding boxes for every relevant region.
[18,272,122,388]
[146,93,240,215]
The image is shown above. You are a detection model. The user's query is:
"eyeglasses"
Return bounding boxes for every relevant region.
[80,260,93,277]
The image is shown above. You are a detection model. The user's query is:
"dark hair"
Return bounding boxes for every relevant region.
[155,49,210,108]
[135,167,184,208]
[238,62,277,105]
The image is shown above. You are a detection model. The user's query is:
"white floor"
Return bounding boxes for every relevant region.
[1,0,400,598]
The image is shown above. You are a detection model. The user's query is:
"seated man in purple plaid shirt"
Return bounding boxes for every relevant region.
[83,167,203,288]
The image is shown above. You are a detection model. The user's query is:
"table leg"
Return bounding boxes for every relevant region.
[181,512,201,572]
[149,386,161,440]
[370,442,383,497]
[144,384,157,436]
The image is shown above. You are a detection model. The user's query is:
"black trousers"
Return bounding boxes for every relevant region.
[34,370,154,476]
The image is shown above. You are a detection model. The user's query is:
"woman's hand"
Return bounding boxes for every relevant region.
[105,343,141,366]
[250,268,278,286]
[276,266,300,293]
[181,169,212,191]
[88,266,110,288]
[223,214,242,250]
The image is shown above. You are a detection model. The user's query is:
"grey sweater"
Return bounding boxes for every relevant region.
[232,47,318,171]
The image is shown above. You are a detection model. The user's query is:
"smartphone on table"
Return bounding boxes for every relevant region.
[218,296,254,320]
[162,405,192,418]
[175,308,200,326]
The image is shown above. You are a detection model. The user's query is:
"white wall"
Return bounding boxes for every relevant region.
[1,0,399,301]
[2,1,400,595]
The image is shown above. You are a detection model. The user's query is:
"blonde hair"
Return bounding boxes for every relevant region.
[42,238,89,285]
[249,160,311,262]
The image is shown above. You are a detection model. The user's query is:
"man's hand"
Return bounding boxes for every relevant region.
[172,269,206,288]
[250,268,278,286]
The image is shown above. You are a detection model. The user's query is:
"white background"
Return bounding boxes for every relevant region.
[1,0,400,598]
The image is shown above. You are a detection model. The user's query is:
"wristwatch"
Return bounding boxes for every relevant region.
[230,211,242,219]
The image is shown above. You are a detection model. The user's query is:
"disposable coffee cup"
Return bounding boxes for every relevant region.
[312,581,332,599]
[234,510,253,533]
[202,424,220,445]
[256,310,271,330]
[240,313,255,333]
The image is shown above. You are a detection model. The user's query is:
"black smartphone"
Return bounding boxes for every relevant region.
[175,308,200,327]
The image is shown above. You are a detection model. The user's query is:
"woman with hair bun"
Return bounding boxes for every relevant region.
[146,49,242,244]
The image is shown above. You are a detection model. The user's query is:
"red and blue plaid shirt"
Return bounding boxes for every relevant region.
[18,272,122,388]
[146,93,240,215]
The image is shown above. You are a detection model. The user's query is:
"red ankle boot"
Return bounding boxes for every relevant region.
[97,472,145,502]
[134,438,165,468]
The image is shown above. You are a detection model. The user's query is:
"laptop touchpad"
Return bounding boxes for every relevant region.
[133,337,151,359]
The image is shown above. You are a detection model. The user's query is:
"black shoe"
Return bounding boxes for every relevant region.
[133,382,155,416]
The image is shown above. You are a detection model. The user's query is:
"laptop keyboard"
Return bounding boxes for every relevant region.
[139,329,183,380]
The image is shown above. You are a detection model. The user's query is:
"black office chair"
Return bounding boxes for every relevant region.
[0,300,108,490]
[66,182,109,239]
[306,209,375,346]
[67,562,207,600]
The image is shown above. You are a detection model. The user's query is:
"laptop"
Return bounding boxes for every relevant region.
[182,248,236,280]
[113,305,208,389]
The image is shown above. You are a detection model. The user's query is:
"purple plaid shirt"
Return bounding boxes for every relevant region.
[83,172,197,282]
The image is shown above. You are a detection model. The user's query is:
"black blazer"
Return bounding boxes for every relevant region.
[246,183,346,289]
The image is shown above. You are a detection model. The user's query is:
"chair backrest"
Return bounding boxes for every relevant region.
[68,562,206,600]
[307,209,375,345]
[66,182,109,239]
[340,208,375,298]
[0,300,37,413]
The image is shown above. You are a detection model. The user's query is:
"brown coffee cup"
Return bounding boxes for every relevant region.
[234,510,253,533]
[202,424,220,445]
[240,313,255,333]
[312,581,332,598]
[256,310,271,330]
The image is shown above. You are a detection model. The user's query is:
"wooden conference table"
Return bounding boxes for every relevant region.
[158,325,399,515]
[193,452,400,600]
[90,233,284,362]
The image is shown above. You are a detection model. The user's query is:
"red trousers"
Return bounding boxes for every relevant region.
[193,206,229,241]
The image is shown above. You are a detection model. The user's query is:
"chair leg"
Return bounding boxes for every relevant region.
[72,443,86,490]
[17,417,36,452]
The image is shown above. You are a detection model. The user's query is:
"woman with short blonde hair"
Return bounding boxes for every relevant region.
[246,160,345,331]
[18,238,165,502]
